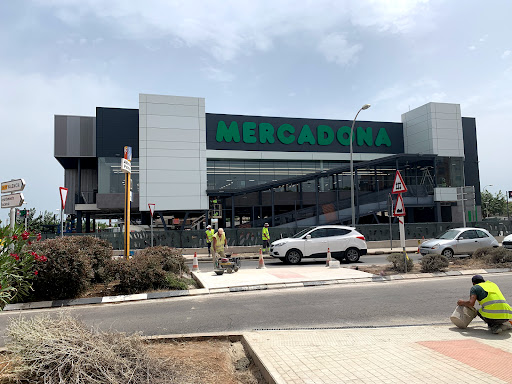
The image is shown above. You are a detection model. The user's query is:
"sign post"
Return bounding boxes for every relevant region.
[392,171,408,272]
[122,146,132,259]
[148,203,155,247]
[1,179,26,230]
[59,187,68,237]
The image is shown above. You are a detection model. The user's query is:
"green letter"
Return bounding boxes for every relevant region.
[336,126,352,146]
[277,124,295,144]
[356,127,373,146]
[216,121,240,143]
[259,122,275,144]
[297,125,315,145]
[375,128,392,147]
[243,122,257,143]
[317,125,334,146]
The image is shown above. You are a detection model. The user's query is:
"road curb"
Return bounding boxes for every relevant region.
[3,268,512,312]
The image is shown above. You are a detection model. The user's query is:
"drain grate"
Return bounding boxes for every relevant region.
[254,322,451,331]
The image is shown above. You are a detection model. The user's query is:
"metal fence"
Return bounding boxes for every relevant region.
[40,219,512,250]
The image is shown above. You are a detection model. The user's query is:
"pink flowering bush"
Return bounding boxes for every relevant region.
[0,226,46,309]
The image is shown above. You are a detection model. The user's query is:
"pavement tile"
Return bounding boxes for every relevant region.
[445,271,462,276]
[401,274,420,279]
[187,288,209,296]
[460,269,487,275]
[484,268,511,274]
[390,275,404,280]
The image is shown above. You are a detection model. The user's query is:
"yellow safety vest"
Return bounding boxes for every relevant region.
[205,229,215,243]
[214,233,226,251]
[477,281,512,320]
[262,227,269,241]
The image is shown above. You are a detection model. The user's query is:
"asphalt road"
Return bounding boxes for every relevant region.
[1,273,511,347]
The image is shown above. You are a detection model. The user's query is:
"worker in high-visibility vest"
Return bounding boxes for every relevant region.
[458,274,512,334]
[212,228,227,269]
[205,225,215,257]
[262,223,270,254]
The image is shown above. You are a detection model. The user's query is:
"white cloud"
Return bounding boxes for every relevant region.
[502,50,511,59]
[317,34,362,65]
[33,0,432,62]
[468,45,476,50]
[201,66,235,82]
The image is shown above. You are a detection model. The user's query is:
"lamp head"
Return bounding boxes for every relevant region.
[362,104,371,110]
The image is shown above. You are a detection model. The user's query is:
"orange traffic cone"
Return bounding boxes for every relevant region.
[326,247,332,267]
[192,252,200,272]
[257,248,266,269]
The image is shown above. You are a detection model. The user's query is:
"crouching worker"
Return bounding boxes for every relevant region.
[457,275,512,334]
[212,228,228,269]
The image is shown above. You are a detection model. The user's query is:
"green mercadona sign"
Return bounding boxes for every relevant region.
[205,113,405,154]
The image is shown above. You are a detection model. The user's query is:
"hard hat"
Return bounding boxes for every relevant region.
[264,223,269,226]
[207,225,211,228]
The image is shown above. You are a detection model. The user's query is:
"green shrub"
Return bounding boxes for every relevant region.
[487,247,512,264]
[137,246,188,276]
[71,236,114,283]
[420,254,449,272]
[387,253,414,273]
[114,253,167,294]
[471,247,494,259]
[28,237,92,300]
[164,273,190,290]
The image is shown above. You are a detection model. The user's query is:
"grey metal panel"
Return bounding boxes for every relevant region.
[67,116,81,156]
[64,169,77,214]
[96,193,139,209]
[54,116,68,156]
[80,117,94,156]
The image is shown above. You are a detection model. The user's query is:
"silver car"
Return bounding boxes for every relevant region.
[419,227,498,258]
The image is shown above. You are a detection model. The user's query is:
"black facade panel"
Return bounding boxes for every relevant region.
[96,108,139,158]
[54,115,68,156]
[462,117,481,205]
[206,113,404,154]
[80,117,95,156]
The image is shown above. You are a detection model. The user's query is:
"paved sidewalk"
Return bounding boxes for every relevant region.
[244,323,512,383]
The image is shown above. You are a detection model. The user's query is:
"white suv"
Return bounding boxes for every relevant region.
[270,225,367,264]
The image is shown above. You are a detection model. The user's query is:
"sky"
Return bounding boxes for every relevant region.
[1,0,511,223]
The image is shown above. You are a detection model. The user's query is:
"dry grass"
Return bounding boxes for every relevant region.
[5,314,176,383]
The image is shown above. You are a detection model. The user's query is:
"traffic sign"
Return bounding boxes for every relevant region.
[1,179,26,194]
[148,203,155,217]
[392,170,408,194]
[1,192,24,208]
[393,194,406,217]
[121,158,131,173]
[59,187,68,210]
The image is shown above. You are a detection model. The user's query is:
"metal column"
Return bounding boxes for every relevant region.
[315,177,320,225]
[271,188,275,226]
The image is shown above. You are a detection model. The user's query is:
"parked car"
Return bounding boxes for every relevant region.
[503,234,512,250]
[419,227,498,258]
[269,225,367,264]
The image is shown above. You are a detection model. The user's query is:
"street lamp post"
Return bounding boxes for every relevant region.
[350,104,371,227]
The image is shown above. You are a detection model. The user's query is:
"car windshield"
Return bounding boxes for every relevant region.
[291,227,314,238]
[436,229,460,240]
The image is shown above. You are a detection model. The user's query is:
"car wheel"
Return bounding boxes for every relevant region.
[345,248,360,263]
[285,249,302,265]
[442,248,454,258]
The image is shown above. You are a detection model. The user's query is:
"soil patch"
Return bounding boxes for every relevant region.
[0,339,264,384]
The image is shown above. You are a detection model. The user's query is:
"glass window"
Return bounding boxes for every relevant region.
[326,228,351,237]
[98,157,139,194]
[460,230,478,239]
[476,230,489,238]
[309,228,328,238]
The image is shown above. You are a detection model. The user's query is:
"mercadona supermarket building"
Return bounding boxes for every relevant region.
[54,94,481,233]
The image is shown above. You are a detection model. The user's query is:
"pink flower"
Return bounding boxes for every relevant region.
[12,235,18,240]
[28,241,32,245]
[21,231,30,240]
[10,253,20,261]
[34,271,38,276]
[36,233,42,241]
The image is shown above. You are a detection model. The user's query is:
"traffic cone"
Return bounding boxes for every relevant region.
[192,252,200,272]
[326,247,332,267]
[257,248,266,269]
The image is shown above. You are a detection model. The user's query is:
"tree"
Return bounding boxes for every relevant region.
[15,209,58,233]
[481,190,507,218]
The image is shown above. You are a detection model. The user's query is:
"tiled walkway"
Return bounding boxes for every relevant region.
[244,324,512,383]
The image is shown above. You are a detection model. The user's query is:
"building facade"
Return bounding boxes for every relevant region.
[54,94,481,232]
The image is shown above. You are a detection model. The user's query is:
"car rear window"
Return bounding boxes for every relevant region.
[326,228,351,237]
[460,230,478,239]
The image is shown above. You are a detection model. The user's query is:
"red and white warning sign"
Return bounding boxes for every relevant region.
[148,203,155,217]
[393,194,406,217]
[392,170,408,194]
[59,187,68,210]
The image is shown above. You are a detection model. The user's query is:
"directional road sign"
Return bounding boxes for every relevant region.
[1,192,25,208]
[392,170,408,194]
[1,179,26,194]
